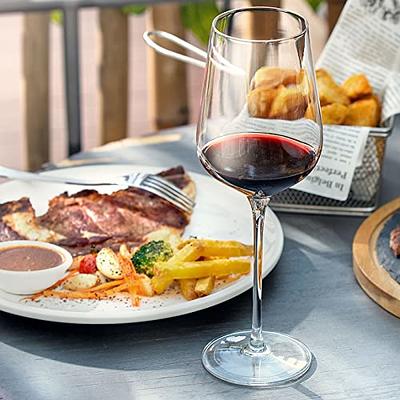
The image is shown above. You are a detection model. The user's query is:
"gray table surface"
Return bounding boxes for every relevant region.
[0,121,399,400]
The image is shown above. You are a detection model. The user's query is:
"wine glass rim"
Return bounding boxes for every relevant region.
[211,6,308,44]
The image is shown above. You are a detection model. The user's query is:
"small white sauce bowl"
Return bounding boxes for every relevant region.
[0,241,73,295]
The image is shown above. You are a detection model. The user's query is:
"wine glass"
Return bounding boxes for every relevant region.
[197,7,322,387]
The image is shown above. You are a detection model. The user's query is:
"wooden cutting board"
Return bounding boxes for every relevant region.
[353,197,400,317]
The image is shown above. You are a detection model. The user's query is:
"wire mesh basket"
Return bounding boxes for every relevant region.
[270,118,394,216]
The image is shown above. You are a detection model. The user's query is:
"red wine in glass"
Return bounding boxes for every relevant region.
[200,132,317,197]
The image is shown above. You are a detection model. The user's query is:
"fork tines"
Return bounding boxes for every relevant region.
[142,176,194,214]
[145,175,195,207]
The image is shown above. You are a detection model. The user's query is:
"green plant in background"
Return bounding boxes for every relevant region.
[51,10,62,24]
[307,0,325,11]
[51,1,219,47]
[121,5,147,15]
[123,0,220,46]
[181,1,219,45]
[51,1,324,45]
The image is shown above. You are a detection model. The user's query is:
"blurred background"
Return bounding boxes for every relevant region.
[0,0,344,170]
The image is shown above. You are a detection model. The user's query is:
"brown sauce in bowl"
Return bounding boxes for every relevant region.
[0,246,63,271]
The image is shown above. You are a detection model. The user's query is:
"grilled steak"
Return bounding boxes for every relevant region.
[0,166,195,255]
[390,226,400,257]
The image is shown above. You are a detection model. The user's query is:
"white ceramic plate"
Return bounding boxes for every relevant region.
[0,164,283,324]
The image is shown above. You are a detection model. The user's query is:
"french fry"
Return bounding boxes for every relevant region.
[151,242,204,294]
[151,276,174,295]
[169,242,204,263]
[179,279,198,300]
[154,258,251,280]
[186,239,252,258]
[195,276,215,297]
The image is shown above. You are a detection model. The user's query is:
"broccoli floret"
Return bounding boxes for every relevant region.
[132,240,173,277]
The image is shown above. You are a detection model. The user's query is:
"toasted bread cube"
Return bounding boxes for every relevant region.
[269,85,307,120]
[321,103,349,125]
[341,74,372,100]
[304,104,316,120]
[253,67,297,89]
[247,87,277,118]
[343,96,381,127]
[316,69,350,106]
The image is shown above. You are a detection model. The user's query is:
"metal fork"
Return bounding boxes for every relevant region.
[0,166,194,214]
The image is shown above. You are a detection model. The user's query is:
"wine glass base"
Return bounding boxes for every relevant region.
[202,330,312,388]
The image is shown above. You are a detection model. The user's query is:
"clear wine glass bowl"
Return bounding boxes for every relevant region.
[197,7,322,387]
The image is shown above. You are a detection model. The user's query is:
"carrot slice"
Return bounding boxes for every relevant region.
[27,270,79,301]
[41,290,105,300]
[105,283,128,296]
[84,279,124,292]
[118,254,140,307]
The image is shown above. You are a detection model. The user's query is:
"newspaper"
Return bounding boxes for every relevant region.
[292,0,400,201]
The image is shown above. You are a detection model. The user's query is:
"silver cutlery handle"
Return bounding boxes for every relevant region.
[0,166,115,186]
[143,30,207,68]
[143,30,246,76]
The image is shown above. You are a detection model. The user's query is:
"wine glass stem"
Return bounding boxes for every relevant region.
[248,194,270,353]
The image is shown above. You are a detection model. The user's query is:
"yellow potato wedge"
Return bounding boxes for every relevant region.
[179,279,198,300]
[269,85,308,120]
[151,276,174,295]
[169,242,204,263]
[195,276,215,297]
[343,96,381,127]
[96,248,123,280]
[321,103,349,125]
[183,239,252,258]
[149,242,203,294]
[154,258,251,280]
[316,69,350,106]
[341,74,372,100]
[247,86,278,118]
[63,273,98,291]
[253,67,297,89]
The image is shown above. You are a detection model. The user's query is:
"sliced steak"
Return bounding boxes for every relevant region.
[0,166,194,256]
[0,220,24,241]
[390,226,400,257]
[0,198,63,242]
